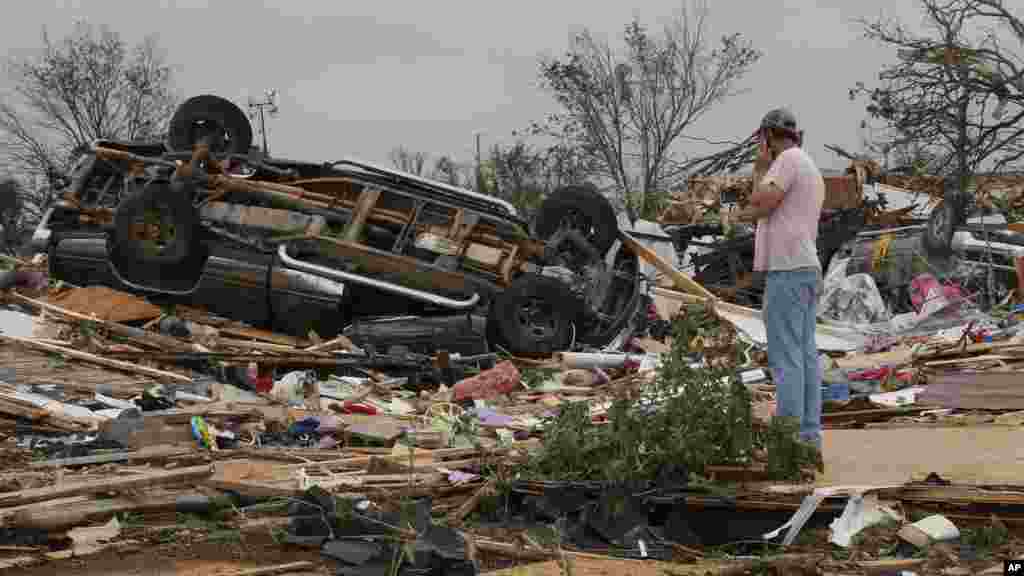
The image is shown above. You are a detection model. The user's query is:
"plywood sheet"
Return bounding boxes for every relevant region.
[46,286,162,323]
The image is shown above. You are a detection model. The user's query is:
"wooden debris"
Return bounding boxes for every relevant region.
[713,553,823,576]
[0,464,213,507]
[29,445,194,469]
[448,478,496,525]
[305,334,354,353]
[0,345,151,397]
[0,334,192,383]
[471,537,649,564]
[7,291,193,353]
[620,230,716,299]
[222,562,315,576]
[44,285,162,323]
[5,491,181,531]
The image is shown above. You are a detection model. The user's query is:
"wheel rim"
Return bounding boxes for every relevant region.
[559,208,599,246]
[189,119,232,154]
[129,205,177,258]
[517,296,558,340]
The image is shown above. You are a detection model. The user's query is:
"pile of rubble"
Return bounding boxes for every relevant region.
[0,251,1022,575]
[1,93,1023,573]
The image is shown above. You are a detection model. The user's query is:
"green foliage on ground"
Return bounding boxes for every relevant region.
[521,302,819,485]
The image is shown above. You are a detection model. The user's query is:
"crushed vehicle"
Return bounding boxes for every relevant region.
[33,95,644,356]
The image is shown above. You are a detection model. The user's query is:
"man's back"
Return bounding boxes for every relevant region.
[753,147,825,272]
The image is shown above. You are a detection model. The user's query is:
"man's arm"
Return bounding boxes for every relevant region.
[740,159,778,220]
[734,157,785,222]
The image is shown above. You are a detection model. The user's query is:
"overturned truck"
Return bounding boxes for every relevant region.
[33,95,643,356]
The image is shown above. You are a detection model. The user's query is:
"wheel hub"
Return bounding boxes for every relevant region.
[518,297,557,339]
[129,206,177,257]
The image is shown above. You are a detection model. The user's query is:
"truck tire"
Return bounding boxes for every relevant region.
[113,179,196,265]
[168,94,253,155]
[923,200,956,258]
[534,185,618,255]
[108,180,208,293]
[488,274,578,356]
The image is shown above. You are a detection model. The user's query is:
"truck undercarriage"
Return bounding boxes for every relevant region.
[34,95,644,356]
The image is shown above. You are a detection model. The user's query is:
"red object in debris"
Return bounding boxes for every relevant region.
[910,273,964,314]
[341,401,378,415]
[452,360,522,402]
[849,367,891,381]
[909,274,940,312]
[255,375,274,394]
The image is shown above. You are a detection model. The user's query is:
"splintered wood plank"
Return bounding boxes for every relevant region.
[619,231,716,299]
[0,335,192,384]
[344,187,382,242]
[310,235,471,294]
[217,326,306,348]
[449,208,465,239]
[0,465,213,507]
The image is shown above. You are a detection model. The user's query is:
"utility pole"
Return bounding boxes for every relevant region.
[247,90,279,155]
[475,133,482,193]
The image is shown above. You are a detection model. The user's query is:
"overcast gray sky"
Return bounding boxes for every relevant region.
[0,0,928,173]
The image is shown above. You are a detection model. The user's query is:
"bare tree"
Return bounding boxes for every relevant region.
[0,179,23,255]
[431,155,465,187]
[0,21,179,228]
[389,146,429,176]
[535,0,761,222]
[850,0,1024,187]
[490,141,594,218]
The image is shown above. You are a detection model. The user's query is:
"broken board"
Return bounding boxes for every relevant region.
[46,286,162,323]
[652,286,860,352]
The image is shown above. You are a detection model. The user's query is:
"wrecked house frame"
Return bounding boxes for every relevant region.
[661,155,1024,313]
[31,95,645,357]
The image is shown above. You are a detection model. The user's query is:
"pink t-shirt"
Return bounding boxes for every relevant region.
[752,147,825,272]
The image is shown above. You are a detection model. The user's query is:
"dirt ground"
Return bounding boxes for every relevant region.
[2,532,333,576]
[820,426,1024,485]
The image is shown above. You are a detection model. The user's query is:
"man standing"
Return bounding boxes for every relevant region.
[727,108,826,455]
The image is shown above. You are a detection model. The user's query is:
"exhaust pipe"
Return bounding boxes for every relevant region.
[277,244,480,310]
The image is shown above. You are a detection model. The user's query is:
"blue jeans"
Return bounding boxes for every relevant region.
[763,268,822,448]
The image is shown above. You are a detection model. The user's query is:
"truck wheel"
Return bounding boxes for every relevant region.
[113,180,197,265]
[108,180,208,293]
[535,185,618,255]
[488,274,578,356]
[923,200,956,258]
[168,94,253,155]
